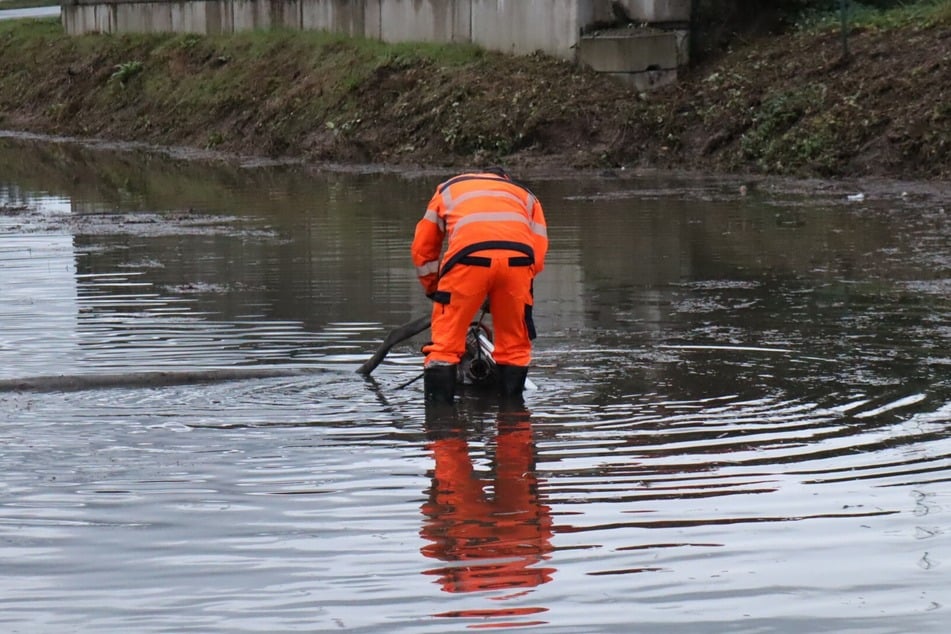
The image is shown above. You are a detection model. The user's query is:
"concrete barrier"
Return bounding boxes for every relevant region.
[577,26,688,90]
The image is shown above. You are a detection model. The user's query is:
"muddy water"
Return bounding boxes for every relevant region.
[1,136,948,633]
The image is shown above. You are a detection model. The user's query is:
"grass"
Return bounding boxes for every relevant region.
[739,83,838,174]
[797,0,951,30]
[0,0,58,9]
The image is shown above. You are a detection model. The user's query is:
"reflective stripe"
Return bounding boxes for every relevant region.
[452,211,532,234]
[531,222,547,238]
[447,189,530,215]
[422,209,445,232]
[417,260,440,277]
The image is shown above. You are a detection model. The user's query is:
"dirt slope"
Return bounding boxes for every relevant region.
[0,17,948,180]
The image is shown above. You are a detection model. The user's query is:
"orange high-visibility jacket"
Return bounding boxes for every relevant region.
[411,172,548,296]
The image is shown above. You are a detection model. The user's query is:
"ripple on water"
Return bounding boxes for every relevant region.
[2,166,949,632]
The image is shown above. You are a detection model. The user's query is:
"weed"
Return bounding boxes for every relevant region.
[111,60,143,87]
[741,83,830,170]
[205,130,224,147]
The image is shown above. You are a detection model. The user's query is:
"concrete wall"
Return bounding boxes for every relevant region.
[470,0,579,58]
[62,0,670,59]
[62,0,692,88]
[616,0,690,23]
[299,0,371,37]
[379,0,467,45]
[62,0,589,56]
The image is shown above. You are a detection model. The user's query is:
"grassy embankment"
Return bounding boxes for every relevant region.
[0,1,949,178]
[0,18,531,165]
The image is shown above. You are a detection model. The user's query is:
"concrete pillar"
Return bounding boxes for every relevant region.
[364,0,381,39]
[471,0,579,59]
[379,0,458,45]
[300,0,366,37]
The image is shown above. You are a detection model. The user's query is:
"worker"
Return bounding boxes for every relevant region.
[411,167,548,404]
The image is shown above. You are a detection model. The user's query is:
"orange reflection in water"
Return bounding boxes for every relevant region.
[421,404,555,625]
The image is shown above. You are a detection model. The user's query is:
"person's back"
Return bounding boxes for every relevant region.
[411,168,548,404]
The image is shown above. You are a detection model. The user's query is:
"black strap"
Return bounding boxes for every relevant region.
[459,255,491,267]
[455,255,532,268]
[440,241,534,278]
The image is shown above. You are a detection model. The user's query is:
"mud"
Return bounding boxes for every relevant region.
[0,17,948,180]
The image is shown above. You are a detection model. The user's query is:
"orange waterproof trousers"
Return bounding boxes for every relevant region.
[423,248,535,367]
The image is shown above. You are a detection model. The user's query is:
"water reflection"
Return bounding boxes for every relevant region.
[421,403,554,625]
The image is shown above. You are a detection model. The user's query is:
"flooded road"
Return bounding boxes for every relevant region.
[1,135,948,632]
[0,6,60,21]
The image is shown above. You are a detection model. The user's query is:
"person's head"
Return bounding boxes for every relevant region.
[482,166,511,180]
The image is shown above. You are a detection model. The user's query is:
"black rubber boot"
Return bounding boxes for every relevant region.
[424,364,457,405]
[496,364,528,398]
